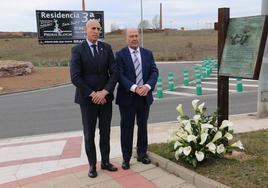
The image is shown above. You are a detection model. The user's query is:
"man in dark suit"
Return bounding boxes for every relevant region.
[70,19,118,178]
[115,28,159,170]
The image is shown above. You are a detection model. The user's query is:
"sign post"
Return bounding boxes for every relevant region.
[217,8,230,126]
[217,8,268,125]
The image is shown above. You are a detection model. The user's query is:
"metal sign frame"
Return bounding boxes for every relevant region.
[36,10,104,44]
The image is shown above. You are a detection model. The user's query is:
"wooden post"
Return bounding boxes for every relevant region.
[217,8,230,126]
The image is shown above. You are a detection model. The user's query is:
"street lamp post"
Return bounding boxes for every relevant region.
[140,0,144,47]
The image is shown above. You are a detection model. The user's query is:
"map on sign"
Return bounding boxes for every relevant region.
[219,15,268,79]
[36,10,104,44]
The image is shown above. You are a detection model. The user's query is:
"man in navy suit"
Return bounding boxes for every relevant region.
[70,19,118,178]
[115,28,159,170]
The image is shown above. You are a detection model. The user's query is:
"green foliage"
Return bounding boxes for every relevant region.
[149,129,268,188]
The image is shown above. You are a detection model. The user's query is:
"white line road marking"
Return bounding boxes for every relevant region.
[163,90,195,96]
[201,81,258,88]
[179,85,237,93]
[202,77,258,82]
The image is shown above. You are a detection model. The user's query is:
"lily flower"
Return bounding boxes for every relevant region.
[175,149,181,160]
[177,131,188,141]
[201,123,214,129]
[176,104,184,116]
[174,141,183,150]
[219,120,233,130]
[198,102,205,114]
[224,132,233,140]
[177,116,182,123]
[206,142,216,154]
[195,151,205,161]
[192,99,199,111]
[183,146,192,156]
[193,114,201,124]
[187,135,197,143]
[216,144,225,154]
[231,140,244,150]
[200,132,208,145]
[183,120,193,135]
[212,131,222,143]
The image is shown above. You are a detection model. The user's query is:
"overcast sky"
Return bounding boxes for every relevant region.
[0,0,263,32]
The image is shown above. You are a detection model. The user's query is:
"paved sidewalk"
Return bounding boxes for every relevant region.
[0,113,267,188]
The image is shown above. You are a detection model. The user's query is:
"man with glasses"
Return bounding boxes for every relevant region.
[70,19,118,178]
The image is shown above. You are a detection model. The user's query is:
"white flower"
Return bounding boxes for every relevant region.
[224,132,233,140]
[175,147,184,160]
[174,141,183,150]
[177,116,182,123]
[192,99,199,111]
[206,142,216,154]
[175,149,181,160]
[177,131,188,141]
[183,146,192,156]
[187,135,197,143]
[183,120,192,135]
[193,114,201,124]
[212,131,222,143]
[219,120,233,130]
[201,123,214,129]
[216,144,226,154]
[178,147,183,154]
[198,102,205,114]
[200,132,208,145]
[231,140,244,150]
[176,104,184,116]
[195,151,205,161]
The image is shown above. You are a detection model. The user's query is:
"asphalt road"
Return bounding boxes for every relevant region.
[0,62,258,139]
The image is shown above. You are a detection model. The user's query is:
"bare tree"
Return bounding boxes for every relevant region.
[138,20,151,29]
[110,22,119,32]
[152,15,160,29]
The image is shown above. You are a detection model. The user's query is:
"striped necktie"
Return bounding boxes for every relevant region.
[133,50,143,86]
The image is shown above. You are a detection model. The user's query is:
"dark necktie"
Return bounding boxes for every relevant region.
[91,44,99,58]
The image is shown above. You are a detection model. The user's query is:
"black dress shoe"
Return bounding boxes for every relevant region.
[88,166,97,178]
[121,161,130,170]
[101,162,118,171]
[137,156,151,164]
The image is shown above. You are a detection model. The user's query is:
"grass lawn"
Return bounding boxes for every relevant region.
[0,29,216,66]
[148,129,268,188]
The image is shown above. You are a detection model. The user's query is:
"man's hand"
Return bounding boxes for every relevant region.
[92,90,109,105]
[135,85,149,96]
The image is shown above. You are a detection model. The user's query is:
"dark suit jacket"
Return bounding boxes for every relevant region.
[115,47,159,106]
[70,40,118,105]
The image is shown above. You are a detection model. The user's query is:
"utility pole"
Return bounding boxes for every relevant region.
[257,0,268,117]
[82,0,85,11]
[160,3,162,30]
[140,0,144,47]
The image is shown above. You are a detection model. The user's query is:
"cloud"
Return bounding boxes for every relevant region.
[0,0,262,32]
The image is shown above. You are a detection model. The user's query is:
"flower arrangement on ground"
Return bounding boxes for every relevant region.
[170,99,244,167]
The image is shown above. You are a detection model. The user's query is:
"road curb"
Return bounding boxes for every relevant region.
[0,82,71,96]
[147,151,230,188]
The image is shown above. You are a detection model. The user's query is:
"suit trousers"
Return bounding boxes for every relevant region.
[119,95,150,162]
[79,102,112,166]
